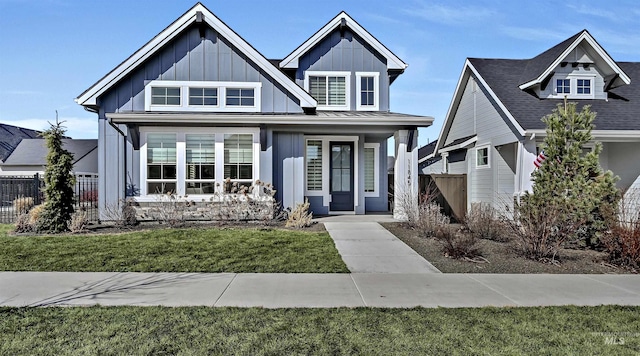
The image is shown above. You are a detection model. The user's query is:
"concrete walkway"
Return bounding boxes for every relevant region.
[1,272,639,308]
[324,222,440,273]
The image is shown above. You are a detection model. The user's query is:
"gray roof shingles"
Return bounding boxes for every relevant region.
[0,123,43,162]
[470,58,640,131]
[3,139,97,166]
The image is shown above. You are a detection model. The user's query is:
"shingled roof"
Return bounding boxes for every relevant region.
[0,123,43,162]
[470,58,640,131]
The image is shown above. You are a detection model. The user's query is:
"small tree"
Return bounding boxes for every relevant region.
[520,100,619,251]
[36,118,75,233]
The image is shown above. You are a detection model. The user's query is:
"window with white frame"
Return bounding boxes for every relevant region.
[189,88,218,106]
[185,134,215,194]
[145,80,261,112]
[141,129,257,196]
[553,76,595,98]
[223,134,253,184]
[476,146,490,168]
[146,133,177,194]
[363,143,379,196]
[306,140,323,191]
[356,72,379,111]
[305,71,350,110]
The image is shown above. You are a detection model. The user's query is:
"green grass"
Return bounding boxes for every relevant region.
[0,306,639,355]
[0,226,348,273]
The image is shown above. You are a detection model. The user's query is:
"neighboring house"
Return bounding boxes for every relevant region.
[417,140,439,174]
[75,3,432,219]
[0,139,98,177]
[432,30,640,212]
[0,123,43,165]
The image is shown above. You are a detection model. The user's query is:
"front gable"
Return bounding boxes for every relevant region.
[76,3,316,114]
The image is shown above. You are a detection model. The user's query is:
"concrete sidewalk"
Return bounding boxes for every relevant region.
[1,272,639,308]
[324,222,440,273]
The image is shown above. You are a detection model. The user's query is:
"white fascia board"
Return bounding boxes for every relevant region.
[279,12,407,70]
[518,32,631,91]
[434,60,525,155]
[439,136,478,153]
[418,152,435,164]
[76,4,317,109]
[526,129,640,141]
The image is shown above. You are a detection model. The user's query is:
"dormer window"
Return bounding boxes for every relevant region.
[552,75,595,99]
[305,71,350,111]
[356,72,380,111]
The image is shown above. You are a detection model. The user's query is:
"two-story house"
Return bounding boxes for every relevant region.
[75,3,433,219]
[427,30,640,213]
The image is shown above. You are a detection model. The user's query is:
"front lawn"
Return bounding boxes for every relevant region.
[1,306,639,355]
[0,225,348,273]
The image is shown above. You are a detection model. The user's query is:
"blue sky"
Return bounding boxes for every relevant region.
[1,0,639,147]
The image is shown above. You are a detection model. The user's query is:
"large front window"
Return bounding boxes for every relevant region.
[147,133,177,194]
[142,130,257,196]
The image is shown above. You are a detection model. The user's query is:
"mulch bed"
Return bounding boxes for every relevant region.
[381,222,636,274]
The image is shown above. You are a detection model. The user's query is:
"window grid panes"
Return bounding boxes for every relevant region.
[364,147,375,192]
[577,79,591,94]
[189,87,218,106]
[310,76,346,106]
[224,134,253,181]
[360,77,375,106]
[306,140,323,191]
[331,144,351,192]
[151,87,181,105]
[556,79,570,94]
[477,147,489,167]
[147,133,177,194]
[185,134,215,194]
[226,89,255,107]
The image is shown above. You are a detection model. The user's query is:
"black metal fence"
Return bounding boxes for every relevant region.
[0,174,98,224]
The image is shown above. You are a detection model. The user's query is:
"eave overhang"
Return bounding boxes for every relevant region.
[526,129,640,142]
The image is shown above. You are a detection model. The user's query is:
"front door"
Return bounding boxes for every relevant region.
[330,142,354,211]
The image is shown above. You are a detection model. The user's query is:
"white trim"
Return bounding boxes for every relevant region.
[526,129,640,142]
[475,145,491,169]
[304,71,351,111]
[519,31,631,90]
[279,12,407,70]
[304,135,359,213]
[139,126,260,198]
[550,74,596,99]
[435,60,525,155]
[363,142,380,197]
[356,72,380,111]
[76,3,316,109]
[144,80,262,112]
[441,152,449,174]
[439,136,478,153]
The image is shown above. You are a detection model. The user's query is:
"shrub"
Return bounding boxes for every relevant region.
[285,199,313,228]
[601,189,640,270]
[435,225,481,259]
[28,204,45,227]
[415,201,449,238]
[69,211,89,233]
[13,196,34,215]
[465,203,508,242]
[103,199,138,227]
[13,213,34,233]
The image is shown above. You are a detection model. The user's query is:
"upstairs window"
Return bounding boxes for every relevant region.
[189,88,218,106]
[305,71,350,110]
[226,88,255,107]
[476,146,490,168]
[556,79,570,94]
[151,87,181,106]
[577,79,591,94]
[356,72,380,111]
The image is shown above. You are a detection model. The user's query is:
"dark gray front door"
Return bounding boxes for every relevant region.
[330,142,354,211]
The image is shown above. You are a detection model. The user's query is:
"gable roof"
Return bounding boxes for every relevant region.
[437,31,640,154]
[518,30,630,91]
[279,11,407,70]
[3,139,97,166]
[0,123,43,162]
[75,2,316,109]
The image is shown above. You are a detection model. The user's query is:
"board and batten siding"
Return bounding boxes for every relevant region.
[272,132,305,212]
[295,28,390,111]
[99,26,303,115]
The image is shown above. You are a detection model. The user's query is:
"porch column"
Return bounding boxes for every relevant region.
[517,140,537,194]
[394,129,418,220]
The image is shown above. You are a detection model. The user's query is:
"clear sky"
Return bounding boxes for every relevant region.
[1,0,639,147]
